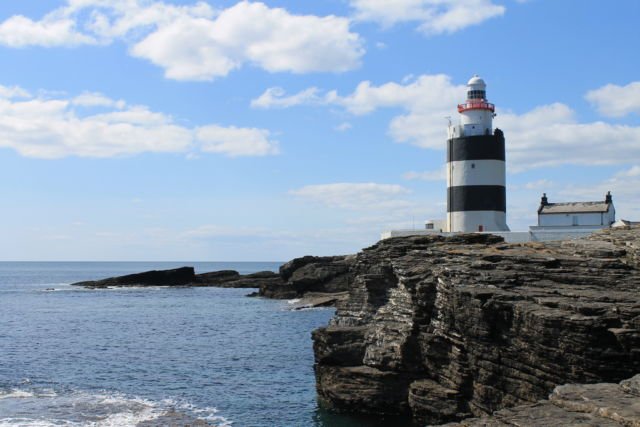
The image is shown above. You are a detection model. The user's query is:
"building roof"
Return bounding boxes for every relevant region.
[539,201,611,214]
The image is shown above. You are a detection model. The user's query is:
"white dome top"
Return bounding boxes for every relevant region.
[467,75,486,89]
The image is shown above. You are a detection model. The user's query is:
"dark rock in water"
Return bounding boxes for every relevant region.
[193,269,240,285]
[258,281,298,299]
[70,255,351,308]
[194,270,283,288]
[280,255,342,281]
[439,374,640,426]
[71,267,286,291]
[312,227,640,424]
[71,267,196,288]
[259,255,355,299]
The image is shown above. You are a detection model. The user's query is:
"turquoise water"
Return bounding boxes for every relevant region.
[0,262,411,427]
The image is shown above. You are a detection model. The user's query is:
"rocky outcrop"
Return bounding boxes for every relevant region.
[195,270,283,288]
[71,268,284,289]
[70,255,354,302]
[258,255,355,299]
[440,374,640,426]
[313,227,640,424]
[71,267,196,288]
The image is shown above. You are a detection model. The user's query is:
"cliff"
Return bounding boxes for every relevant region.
[441,374,640,426]
[312,227,640,424]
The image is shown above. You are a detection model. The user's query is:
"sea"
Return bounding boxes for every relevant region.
[0,262,408,427]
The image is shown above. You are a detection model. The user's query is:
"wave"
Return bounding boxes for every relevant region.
[0,387,231,427]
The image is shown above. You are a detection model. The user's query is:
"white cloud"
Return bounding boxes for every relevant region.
[76,0,216,40]
[585,81,640,117]
[251,87,323,109]
[0,85,31,99]
[260,74,640,172]
[0,84,278,159]
[559,165,640,221]
[72,92,126,109]
[253,74,464,148]
[350,0,505,34]
[332,74,464,116]
[290,183,412,210]
[0,13,95,47]
[196,125,279,157]
[616,165,640,178]
[496,104,640,171]
[0,1,364,81]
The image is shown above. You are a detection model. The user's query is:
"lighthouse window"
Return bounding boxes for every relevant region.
[467,90,485,99]
[471,163,476,168]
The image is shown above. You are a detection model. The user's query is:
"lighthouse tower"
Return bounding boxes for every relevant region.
[446,75,509,232]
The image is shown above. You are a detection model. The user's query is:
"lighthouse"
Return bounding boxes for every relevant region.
[446,75,509,232]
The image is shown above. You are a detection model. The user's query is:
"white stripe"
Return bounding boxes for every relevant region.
[446,159,505,187]
[447,211,509,233]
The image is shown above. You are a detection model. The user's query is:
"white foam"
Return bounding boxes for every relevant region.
[0,419,70,427]
[287,298,301,304]
[0,390,34,399]
[90,406,161,427]
[0,388,230,426]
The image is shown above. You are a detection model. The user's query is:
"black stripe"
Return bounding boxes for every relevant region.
[447,134,505,162]
[447,185,506,212]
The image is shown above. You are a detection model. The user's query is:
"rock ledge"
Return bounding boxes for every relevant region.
[313,227,640,424]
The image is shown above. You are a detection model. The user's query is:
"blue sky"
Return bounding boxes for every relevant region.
[0,0,639,261]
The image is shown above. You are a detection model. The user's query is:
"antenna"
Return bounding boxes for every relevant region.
[445,116,453,139]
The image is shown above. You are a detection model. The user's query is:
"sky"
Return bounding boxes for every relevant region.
[0,0,639,261]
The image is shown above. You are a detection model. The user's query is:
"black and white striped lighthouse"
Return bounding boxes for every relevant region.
[446,75,509,232]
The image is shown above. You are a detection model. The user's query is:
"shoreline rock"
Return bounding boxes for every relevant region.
[70,267,284,289]
[69,255,355,306]
[289,292,349,310]
[70,267,197,288]
[438,374,640,426]
[312,227,640,424]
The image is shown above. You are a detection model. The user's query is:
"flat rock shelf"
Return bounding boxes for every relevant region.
[439,374,640,426]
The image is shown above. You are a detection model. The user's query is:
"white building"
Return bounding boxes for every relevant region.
[527,192,616,240]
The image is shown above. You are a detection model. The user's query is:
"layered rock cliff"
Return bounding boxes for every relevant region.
[441,374,640,426]
[312,227,640,424]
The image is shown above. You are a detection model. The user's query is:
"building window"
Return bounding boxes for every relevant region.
[572,216,579,226]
